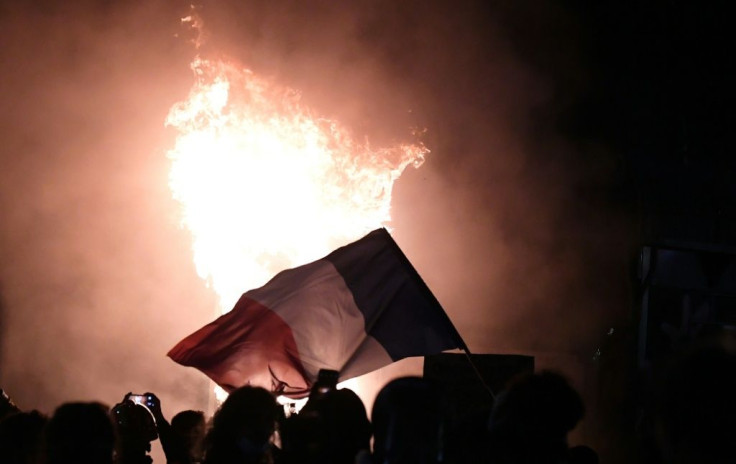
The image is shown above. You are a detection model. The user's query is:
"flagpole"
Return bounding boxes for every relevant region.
[461,347,496,400]
[379,228,496,400]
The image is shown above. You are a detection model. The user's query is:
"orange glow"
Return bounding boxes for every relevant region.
[166,57,428,313]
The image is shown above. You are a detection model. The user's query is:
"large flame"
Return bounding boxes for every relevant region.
[166,57,428,313]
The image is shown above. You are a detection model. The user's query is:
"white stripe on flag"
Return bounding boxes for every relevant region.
[245,259,393,381]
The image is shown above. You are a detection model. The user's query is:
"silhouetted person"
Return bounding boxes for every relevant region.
[111,398,158,464]
[170,410,207,464]
[282,387,370,464]
[370,376,450,464]
[310,388,370,464]
[203,385,280,464]
[486,371,585,464]
[280,409,326,464]
[133,392,194,464]
[44,402,115,464]
[653,333,736,464]
[0,410,47,464]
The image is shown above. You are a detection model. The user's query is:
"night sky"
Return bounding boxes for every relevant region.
[1,1,733,459]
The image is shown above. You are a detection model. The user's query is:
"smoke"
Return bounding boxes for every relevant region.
[0,0,633,443]
[0,1,214,414]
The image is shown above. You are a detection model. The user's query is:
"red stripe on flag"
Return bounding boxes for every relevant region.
[167,295,310,396]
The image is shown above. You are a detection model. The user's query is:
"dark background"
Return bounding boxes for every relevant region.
[1,1,733,461]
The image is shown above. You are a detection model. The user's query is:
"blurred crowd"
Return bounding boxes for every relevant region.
[1,330,735,464]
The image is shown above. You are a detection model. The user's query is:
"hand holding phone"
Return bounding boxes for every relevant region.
[142,392,162,418]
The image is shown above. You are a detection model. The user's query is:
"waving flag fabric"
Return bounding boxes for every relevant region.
[167,228,466,397]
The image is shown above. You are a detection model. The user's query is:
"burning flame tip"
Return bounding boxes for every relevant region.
[168,56,429,310]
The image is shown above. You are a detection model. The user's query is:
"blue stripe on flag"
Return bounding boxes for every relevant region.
[324,228,465,360]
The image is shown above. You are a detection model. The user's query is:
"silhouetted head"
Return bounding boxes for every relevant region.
[487,371,584,463]
[44,402,115,464]
[371,377,450,464]
[110,399,158,464]
[171,409,206,463]
[283,387,370,464]
[0,410,47,464]
[318,388,371,461]
[204,385,280,464]
[112,401,157,440]
[280,409,325,464]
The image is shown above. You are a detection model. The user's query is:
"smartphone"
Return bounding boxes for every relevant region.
[315,369,339,394]
[126,393,150,408]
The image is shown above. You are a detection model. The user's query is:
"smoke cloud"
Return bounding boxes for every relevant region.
[0,0,214,413]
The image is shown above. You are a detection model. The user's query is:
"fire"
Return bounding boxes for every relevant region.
[166,57,428,313]
[166,56,428,404]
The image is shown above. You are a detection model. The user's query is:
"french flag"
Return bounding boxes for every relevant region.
[167,228,466,397]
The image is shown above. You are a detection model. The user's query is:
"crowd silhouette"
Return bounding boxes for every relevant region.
[1,330,735,463]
